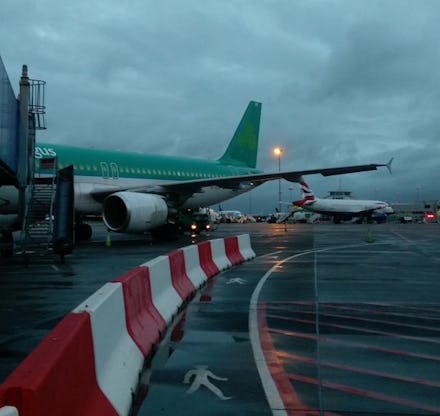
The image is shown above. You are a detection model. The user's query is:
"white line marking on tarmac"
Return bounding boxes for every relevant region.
[249,242,388,415]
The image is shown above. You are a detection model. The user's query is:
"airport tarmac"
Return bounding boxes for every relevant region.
[1,222,440,415]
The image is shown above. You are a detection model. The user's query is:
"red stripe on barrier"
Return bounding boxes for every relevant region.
[197,241,219,278]
[0,313,116,416]
[113,267,166,357]
[224,236,245,265]
[168,250,196,300]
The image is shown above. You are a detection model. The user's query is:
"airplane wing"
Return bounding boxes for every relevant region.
[162,160,391,191]
[91,159,392,203]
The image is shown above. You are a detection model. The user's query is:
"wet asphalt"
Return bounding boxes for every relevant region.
[1,222,440,415]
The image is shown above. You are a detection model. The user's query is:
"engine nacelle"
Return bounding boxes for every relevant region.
[103,192,168,233]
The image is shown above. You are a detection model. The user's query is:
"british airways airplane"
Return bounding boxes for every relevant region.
[293,175,393,223]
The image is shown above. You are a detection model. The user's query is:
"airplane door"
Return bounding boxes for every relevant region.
[100,162,109,179]
[110,162,119,179]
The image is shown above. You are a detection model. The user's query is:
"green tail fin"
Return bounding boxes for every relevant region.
[218,101,261,168]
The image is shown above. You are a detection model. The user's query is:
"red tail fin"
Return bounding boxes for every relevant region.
[293,177,315,207]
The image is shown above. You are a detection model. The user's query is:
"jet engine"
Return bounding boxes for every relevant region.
[103,192,168,233]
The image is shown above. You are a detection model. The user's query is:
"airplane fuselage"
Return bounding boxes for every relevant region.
[304,198,391,217]
[0,142,260,231]
[296,198,393,223]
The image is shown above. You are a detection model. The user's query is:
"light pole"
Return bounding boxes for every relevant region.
[273,147,283,212]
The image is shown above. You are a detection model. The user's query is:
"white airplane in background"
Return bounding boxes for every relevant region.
[293,176,393,223]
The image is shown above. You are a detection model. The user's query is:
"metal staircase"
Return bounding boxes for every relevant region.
[20,157,57,258]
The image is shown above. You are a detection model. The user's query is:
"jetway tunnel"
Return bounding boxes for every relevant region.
[0,56,74,260]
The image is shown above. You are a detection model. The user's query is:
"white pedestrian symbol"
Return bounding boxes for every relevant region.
[183,365,232,400]
[226,277,246,285]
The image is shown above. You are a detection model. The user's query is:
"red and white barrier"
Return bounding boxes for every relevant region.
[237,233,256,261]
[181,244,209,288]
[141,255,182,325]
[0,313,118,416]
[167,249,197,301]
[73,283,144,416]
[113,266,165,357]
[0,407,18,416]
[210,238,233,270]
[0,234,255,416]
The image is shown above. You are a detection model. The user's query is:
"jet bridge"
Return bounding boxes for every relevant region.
[0,58,74,260]
[0,60,49,257]
[0,56,19,185]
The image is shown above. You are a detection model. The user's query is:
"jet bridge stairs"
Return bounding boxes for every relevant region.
[20,158,57,260]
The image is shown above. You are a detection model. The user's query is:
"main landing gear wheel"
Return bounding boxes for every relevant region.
[75,222,93,241]
[0,231,14,258]
[150,224,179,242]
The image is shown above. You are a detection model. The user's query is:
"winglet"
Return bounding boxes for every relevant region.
[385,157,393,174]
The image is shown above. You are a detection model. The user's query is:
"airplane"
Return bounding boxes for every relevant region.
[0,100,392,253]
[292,176,394,223]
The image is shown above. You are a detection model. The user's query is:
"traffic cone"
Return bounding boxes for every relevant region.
[105,230,111,247]
[366,227,374,243]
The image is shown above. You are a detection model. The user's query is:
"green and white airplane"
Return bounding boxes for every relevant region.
[1,101,391,242]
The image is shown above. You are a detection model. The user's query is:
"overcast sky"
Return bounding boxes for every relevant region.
[1,0,439,213]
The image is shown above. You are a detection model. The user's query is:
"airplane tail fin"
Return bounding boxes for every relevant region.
[293,176,316,207]
[218,101,261,168]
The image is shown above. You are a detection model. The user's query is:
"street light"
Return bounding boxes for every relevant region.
[273,146,284,212]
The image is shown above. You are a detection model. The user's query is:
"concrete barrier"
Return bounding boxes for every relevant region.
[181,244,208,288]
[73,283,144,416]
[141,256,182,325]
[0,407,18,416]
[0,313,117,416]
[167,249,196,301]
[0,234,255,416]
[210,238,233,271]
[224,235,246,265]
[197,240,220,278]
[237,233,256,260]
[113,266,165,357]
[182,245,208,289]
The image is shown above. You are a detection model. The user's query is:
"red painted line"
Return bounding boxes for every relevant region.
[318,303,440,323]
[264,301,440,315]
[368,302,440,314]
[273,308,440,334]
[277,350,440,389]
[270,327,440,363]
[323,311,440,333]
[288,373,440,414]
[267,313,440,346]
[258,304,343,415]
[257,303,313,416]
[268,302,440,324]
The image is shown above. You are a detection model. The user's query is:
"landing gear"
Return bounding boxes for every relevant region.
[150,223,180,242]
[0,231,14,258]
[75,221,92,241]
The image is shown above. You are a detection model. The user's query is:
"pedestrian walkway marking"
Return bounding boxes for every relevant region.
[226,278,246,285]
[183,365,232,400]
